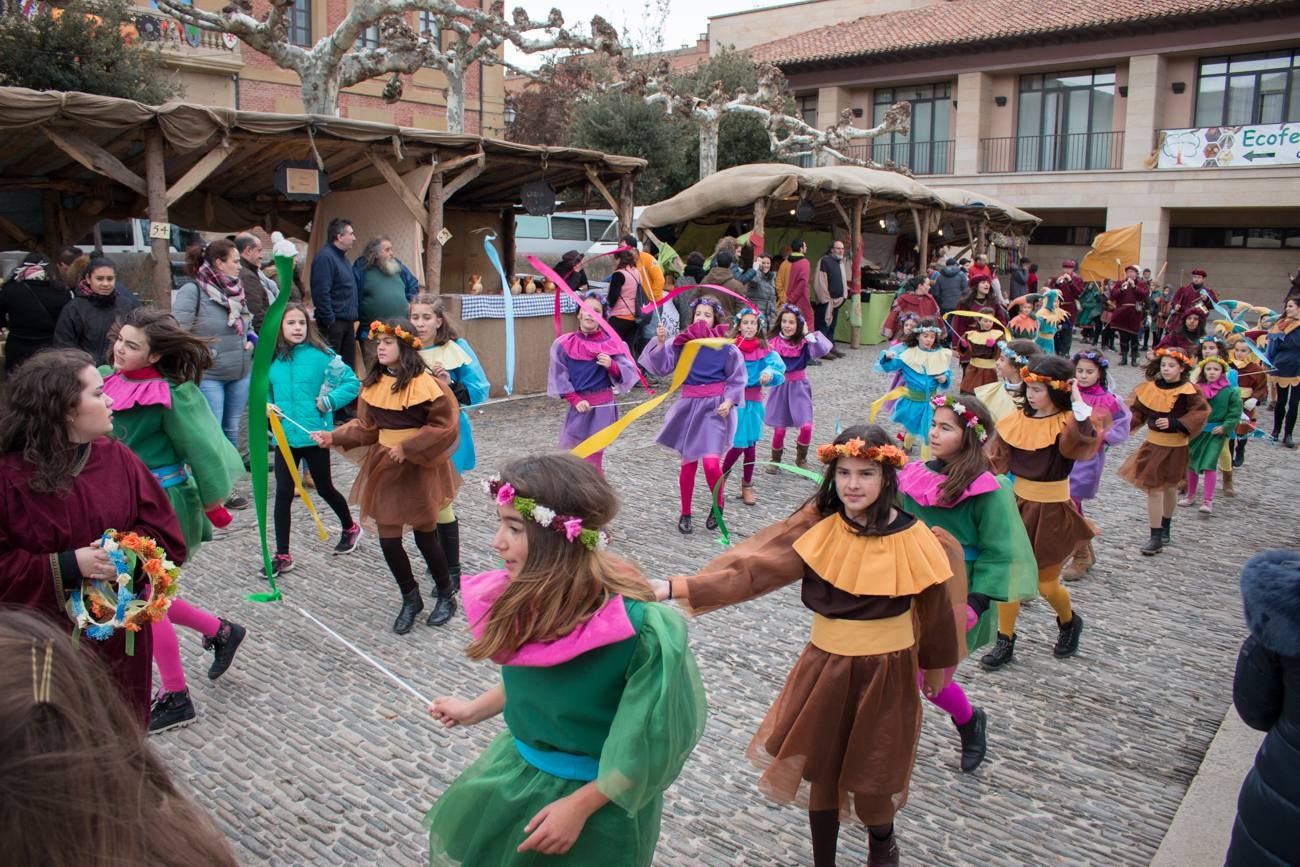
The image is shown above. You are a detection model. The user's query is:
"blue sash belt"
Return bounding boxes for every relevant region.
[962,545,979,562]
[151,462,189,489]
[514,738,599,782]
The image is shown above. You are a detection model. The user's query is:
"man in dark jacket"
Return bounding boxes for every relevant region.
[932,258,968,316]
[310,217,359,368]
[1050,259,1085,355]
[1009,257,1031,299]
[702,251,748,317]
[235,233,274,331]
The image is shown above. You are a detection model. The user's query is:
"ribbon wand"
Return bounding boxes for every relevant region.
[297,607,432,706]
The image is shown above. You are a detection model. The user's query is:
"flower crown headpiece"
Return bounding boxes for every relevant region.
[915,325,943,335]
[1197,355,1229,371]
[777,303,806,326]
[370,320,422,349]
[998,340,1029,366]
[1019,367,1072,392]
[1155,347,1194,367]
[931,394,988,441]
[815,438,909,468]
[485,476,608,552]
[1071,349,1109,369]
[689,296,726,320]
[733,308,767,333]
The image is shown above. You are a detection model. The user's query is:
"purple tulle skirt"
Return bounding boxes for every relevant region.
[1068,450,1106,501]
[558,403,620,449]
[657,396,737,461]
[764,379,814,429]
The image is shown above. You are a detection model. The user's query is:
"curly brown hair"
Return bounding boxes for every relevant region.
[0,349,98,494]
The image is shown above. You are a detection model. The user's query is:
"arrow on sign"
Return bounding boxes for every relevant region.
[1242,151,1277,162]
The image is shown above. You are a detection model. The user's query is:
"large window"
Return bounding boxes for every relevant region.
[1016,68,1117,171]
[287,0,311,47]
[417,11,443,48]
[796,95,817,127]
[870,82,952,174]
[1031,226,1104,246]
[1194,49,1300,127]
[356,23,380,49]
[1170,227,1300,249]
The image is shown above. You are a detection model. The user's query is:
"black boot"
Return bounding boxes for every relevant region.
[426,592,456,627]
[706,507,722,531]
[1054,612,1084,658]
[980,633,1016,671]
[954,706,988,773]
[1140,527,1163,555]
[202,618,246,680]
[1160,516,1172,544]
[677,514,693,534]
[867,826,900,867]
[436,520,462,595]
[393,588,424,634]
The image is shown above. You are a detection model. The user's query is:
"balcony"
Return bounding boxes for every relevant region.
[978,131,1125,173]
[130,6,243,74]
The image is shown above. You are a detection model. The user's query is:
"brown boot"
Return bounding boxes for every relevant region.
[867,828,900,867]
[1223,470,1236,497]
[1062,540,1094,581]
[741,484,756,506]
[795,443,809,468]
[766,447,782,474]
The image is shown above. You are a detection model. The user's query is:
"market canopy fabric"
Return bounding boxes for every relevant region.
[928,186,1042,235]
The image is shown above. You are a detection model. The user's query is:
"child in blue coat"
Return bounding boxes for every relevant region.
[266,302,362,576]
[721,308,785,505]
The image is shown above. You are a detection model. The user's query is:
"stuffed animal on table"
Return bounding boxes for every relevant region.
[522,276,537,294]
[467,274,483,295]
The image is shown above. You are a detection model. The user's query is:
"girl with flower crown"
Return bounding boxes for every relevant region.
[312,318,461,634]
[1180,356,1242,515]
[639,296,746,535]
[410,294,490,594]
[547,290,638,476]
[979,355,1104,672]
[874,317,953,459]
[1061,350,1131,580]
[1118,348,1210,556]
[721,308,786,506]
[973,339,1041,422]
[896,395,1037,774]
[765,305,835,471]
[653,425,962,867]
[101,308,249,734]
[426,453,705,866]
[1227,335,1268,468]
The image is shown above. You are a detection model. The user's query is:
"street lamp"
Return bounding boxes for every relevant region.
[503,105,517,126]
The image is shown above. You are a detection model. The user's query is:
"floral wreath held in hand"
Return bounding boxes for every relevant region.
[1019,367,1072,392]
[816,438,909,467]
[1155,347,1194,367]
[931,394,988,441]
[67,530,181,649]
[485,476,608,551]
[370,320,422,349]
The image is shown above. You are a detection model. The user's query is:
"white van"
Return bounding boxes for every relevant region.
[76,218,202,256]
[513,210,617,275]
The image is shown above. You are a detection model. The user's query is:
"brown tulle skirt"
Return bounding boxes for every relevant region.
[959,364,999,394]
[348,446,459,530]
[745,643,921,826]
[1016,498,1095,569]
[1118,442,1188,492]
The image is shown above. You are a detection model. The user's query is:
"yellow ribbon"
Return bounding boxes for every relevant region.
[943,310,1011,339]
[868,385,912,423]
[267,410,329,540]
[570,338,733,459]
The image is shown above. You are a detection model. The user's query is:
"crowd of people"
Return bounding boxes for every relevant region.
[0,226,1297,867]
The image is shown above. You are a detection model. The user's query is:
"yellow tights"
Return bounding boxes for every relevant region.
[902,433,931,461]
[998,563,1072,636]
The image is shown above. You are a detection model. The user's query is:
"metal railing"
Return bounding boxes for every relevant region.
[862,140,955,175]
[979,131,1124,173]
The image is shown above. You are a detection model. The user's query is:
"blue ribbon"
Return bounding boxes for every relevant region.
[514,737,598,781]
[481,231,515,395]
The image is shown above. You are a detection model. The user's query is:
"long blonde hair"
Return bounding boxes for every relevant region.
[467,453,653,662]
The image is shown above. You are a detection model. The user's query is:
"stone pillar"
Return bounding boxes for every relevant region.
[816,86,853,129]
[953,72,991,175]
[1124,54,1168,171]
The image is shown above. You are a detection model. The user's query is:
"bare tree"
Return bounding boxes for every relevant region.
[154,0,622,130]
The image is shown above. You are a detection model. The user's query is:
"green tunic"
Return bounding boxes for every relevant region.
[425,600,706,866]
[899,467,1039,652]
[101,367,244,557]
[1187,383,1243,472]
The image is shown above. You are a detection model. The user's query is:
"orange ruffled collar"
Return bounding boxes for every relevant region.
[360,373,443,411]
[792,514,952,597]
[1133,380,1197,414]
[995,410,1068,450]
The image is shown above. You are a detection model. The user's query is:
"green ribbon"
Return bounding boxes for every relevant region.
[707,461,824,547]
[246,254,296,603]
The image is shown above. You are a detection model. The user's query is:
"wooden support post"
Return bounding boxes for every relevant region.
[165,145,232,207]
[42,126,148,197]
[41,190,63,252]
[910,208,926,273]
[617,174,635,238]
[368,151,430,226]
[584,165,621,213]
[850,197,863,350]
[752,197,767,249]
[143,130,171,309]
[425,169,444,293]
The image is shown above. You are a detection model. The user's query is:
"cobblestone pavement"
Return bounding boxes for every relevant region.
[155,341,1300,866]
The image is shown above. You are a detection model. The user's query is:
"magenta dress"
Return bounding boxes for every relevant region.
[639,323,746,461]
[764,331,832,428]
[548,330,638,449]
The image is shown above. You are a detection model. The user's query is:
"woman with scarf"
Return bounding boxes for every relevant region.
[52,256,141,366]
[173,240,254,452]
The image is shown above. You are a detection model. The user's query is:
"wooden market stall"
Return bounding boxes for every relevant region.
[0,86,645,394]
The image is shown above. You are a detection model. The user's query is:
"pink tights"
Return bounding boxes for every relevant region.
[770,422,813,451]
[918,599,979,725]
[583,450,604,476]
[1186,470,1216,501]
[722,445,757,484]
[151,597,221,694]
[679,456,724,515]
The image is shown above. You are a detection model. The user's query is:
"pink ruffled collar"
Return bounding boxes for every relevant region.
[103,368,172,411]
[897,461,1000,507]
[1198,377,1230,400]
[461,569,635,667]
[772,336,805,358]
[1078,383,1122,414]
[559,329,625,361]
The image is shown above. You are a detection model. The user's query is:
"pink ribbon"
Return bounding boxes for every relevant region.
[527,255,655,395]
[551,245,633,337]
[640,283,758,317]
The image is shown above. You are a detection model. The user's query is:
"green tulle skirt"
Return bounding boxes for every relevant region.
[166,477,211,558]
[424,732,662,866]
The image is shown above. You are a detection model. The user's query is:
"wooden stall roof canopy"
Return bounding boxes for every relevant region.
[0,86,647,240]
[637,163,1038,237]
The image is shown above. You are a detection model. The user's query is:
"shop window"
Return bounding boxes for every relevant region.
[1031,226,1104,245]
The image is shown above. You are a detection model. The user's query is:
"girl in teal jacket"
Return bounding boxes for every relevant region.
[267,302,362,576]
